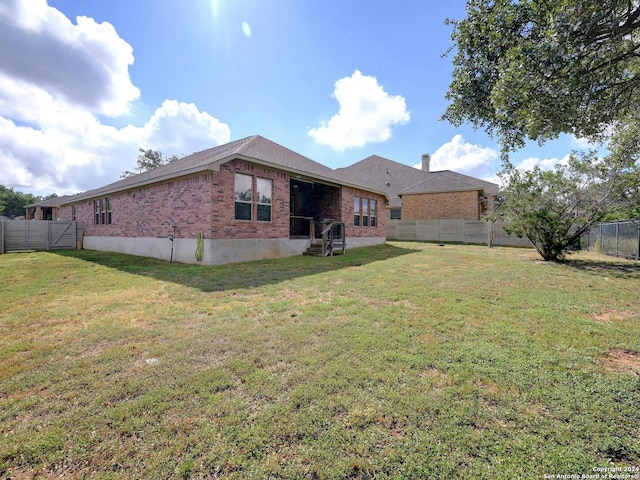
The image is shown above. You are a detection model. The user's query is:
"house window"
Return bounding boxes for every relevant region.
[370,199,377,227]
[390,208,401,219]
[354,196,379,227]
[256,178,272,222]
[362,198,369,227]
[72,205,76,221]
[234,173,253,221]
[94,198,113,225]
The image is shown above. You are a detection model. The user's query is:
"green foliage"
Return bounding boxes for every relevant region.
[0,185,42,218]
[445,1,640,259]
[444,0,640,154]
[499,150,640,260]
[121,148,179,178]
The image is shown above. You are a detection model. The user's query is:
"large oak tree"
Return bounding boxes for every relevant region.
[444,0,640,153]
[444,0,640,260]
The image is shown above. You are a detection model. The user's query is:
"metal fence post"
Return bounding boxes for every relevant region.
[637,220,640,261]
[600,222,604,253]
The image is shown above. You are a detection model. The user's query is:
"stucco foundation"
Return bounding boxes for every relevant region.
[83,235,386,265]
[84,236,310,265]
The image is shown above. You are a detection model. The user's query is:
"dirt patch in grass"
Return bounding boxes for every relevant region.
[590,310,636,324]
[600,349,640,375]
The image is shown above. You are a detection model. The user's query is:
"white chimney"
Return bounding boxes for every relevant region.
[421,154,430,173]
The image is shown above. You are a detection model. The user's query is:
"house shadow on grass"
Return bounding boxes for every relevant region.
[53,244,420,293]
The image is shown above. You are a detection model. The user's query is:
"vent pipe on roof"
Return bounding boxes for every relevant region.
[421,154,430,173]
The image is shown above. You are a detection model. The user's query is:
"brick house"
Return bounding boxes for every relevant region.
[337,153,498,221]
[52,135,387,265]
[25,195,73,221]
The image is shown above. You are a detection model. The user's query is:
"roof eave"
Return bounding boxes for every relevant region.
[57,154,390,206]
[56,165,217,205]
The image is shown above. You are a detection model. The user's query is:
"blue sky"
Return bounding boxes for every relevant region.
[1,0,585,196]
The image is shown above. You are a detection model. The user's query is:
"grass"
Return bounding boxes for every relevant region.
[1,242,639,479]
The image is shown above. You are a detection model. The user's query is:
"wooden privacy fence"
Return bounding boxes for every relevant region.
[0,220,83,254]
[386,219,532,247]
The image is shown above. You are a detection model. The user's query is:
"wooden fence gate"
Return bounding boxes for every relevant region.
[0,220,82,254]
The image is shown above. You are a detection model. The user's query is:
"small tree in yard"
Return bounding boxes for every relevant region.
[499,146,640,261]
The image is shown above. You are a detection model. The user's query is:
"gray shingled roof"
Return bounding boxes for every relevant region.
[25,195,74,208]
[400,175,486,194]
[337,155,498,207]
[58,135,386,205]
[400,170,500,195]
[336,155,498,208]
[336,155,431,208]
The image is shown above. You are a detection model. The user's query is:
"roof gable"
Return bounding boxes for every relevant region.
[58,136,387,204]
[336,155,431,207]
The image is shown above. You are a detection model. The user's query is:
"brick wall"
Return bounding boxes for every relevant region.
[60,173,214,239]
[211,159,290,239]
[315,184,342,221]
[342,187,387,238]
[402,190,481,220]
[58,160,387,241]
[60,163,291,240]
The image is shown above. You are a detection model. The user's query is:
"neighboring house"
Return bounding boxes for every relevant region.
[51,135,388,265]
[25,195,73,221]
[337,154,499,221]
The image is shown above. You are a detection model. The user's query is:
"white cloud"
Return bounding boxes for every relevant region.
[0,2,230,195]
[413,135,498,178]
[481,155,571,188]
[140,100,231,155]
[0,101,231,195]
[308,70,410,150]
[513,155,570,172]
[0,0,139,116]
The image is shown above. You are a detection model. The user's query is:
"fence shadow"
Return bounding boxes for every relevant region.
[53,243,420,293]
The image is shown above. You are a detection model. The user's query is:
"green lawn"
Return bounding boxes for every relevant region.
[1,243,639,479]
